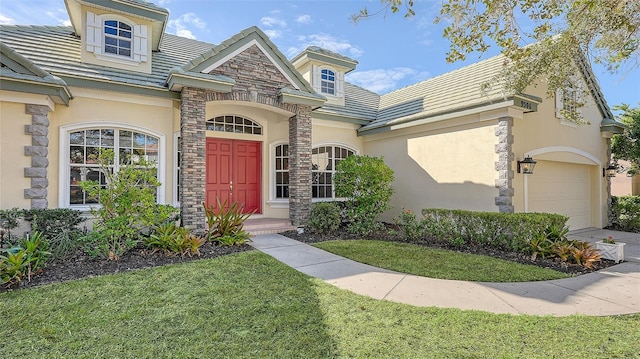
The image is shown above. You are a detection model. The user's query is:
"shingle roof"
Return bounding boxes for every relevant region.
[314,83,379,122]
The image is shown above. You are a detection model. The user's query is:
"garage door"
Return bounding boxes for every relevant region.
[527,161,592,230]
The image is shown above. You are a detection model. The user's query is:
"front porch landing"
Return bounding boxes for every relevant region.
[244,218,297,236]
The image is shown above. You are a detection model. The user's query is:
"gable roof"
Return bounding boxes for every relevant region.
[291,46,358,73]
[0,41,71,105]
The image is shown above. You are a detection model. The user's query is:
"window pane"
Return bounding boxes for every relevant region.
[105,37,117,46]
[119,39,131,48]
[133,132,146,148]
[70,146,84,164]
[105,46,117,54]
[104,27,117,35]
[86,147,100,164]
[119,49,131,57]
[101,129,114,146]
[105,20,117,27]
[86,129,100,145]
[119,30,132,39]
[119,130,132,147]
[69,131,84,145]
[119,22,132,31]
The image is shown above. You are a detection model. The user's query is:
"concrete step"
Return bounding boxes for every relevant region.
[244,218,297,236]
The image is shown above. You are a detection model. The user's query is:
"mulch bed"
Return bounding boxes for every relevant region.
[3,224,618,293]
[1,242,252,293]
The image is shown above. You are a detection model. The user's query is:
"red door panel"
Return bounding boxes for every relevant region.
[205,138,261,214]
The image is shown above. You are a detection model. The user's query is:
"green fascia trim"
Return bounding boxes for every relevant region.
[187,27,315,94]
[600,117,625,134]
[360,98,516,136]
[0,77,71,105]
[312,110,371,125]
[62,75,179,99]
[84,0,168,21]
[167,72,234,93]
[1,42,52,79]
[280,90,326,107]
[296,50,358,71]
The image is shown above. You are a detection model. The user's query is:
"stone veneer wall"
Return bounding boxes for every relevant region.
[494,117,514,213]
[288,110,312,226]
[180,87,207,233]
[23,104,50,209]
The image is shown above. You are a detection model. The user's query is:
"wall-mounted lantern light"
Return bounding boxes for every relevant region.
[603,165,617,178]
[517,156,537,174]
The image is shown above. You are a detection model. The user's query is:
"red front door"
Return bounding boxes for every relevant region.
[206,138,261,213]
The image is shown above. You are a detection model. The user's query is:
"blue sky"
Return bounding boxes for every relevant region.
[1,0,638,111]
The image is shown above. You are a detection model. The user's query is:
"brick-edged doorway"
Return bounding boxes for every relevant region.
[206,138,261,214]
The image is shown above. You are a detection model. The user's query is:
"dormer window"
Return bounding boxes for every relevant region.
[321,69,335,95]
[85,11,148,65]
[104,20,132,57]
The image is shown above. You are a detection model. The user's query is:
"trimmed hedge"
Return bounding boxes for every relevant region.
[421,209,568,252]
[610,196,640,232]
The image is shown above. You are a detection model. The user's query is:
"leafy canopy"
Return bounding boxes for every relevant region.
[353,0,639,124]
[611,104,640,176]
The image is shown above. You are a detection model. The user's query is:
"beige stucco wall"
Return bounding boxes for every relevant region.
[50,88,175,208]
[512,83,609,227]
[0,99,33,209]
[364,118,499,221]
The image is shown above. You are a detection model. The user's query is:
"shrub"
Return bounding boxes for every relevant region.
[203,198,254,245]
[308,202,341,233]
[394,209,424,241]
[0,208,22,245]
[22,208,86,259]
[610,195,640,232]
[421,209,568,252]
[80,149,175,260]
[1,231,50,288]
[571,241,601,269]
[145,223,204,256]
[334,155,394,236]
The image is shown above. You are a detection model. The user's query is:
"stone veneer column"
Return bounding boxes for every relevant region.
[24,104,50,209]
[494,117,514,213]
[180,87,207,233]
[288,108,312,226]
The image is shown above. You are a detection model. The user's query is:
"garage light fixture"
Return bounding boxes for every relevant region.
[604,165,617,178]
[517,156,537,174]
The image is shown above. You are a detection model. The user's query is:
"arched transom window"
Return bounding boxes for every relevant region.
[207,115,262,135]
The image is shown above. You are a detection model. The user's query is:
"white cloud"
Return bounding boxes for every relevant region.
[264,29,282,39]
[347,68,430,94]
[260,16,286,28]
[45,10,71,26]
[295,15,311,24]
[0,13,15,25]
[167,13,206,39]
[287,33,363,58]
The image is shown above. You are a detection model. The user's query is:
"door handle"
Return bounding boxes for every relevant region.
[230,180,233,193]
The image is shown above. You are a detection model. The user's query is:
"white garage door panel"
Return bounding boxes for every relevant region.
[528,161,591,230]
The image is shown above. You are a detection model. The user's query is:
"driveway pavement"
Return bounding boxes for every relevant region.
[250,229,640,317]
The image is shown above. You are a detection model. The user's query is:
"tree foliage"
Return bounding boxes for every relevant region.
[611,103,640,176]
[353,0,639,123]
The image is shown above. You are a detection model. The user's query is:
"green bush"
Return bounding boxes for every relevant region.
[334,155,394,236]
[394,209,425,241]
[0,208,22,244]
[308,202,341,233]
[610,195,640,232]
[421,209,568,252]
[80,149,176,260]
[145,223,205,256]
[203,198,254,245]
[22,208,86,259]
[1,231,50,288]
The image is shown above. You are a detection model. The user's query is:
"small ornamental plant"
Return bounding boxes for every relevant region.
[602,236,616,244]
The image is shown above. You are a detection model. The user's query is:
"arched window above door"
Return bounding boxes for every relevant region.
[206,115,262,135]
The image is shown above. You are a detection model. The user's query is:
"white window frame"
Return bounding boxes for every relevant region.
[173,131,180,207]
[267,141,358,207]
[86,12,148,65]
[59,122,166,210]
[312,65,344,98]
[555,86,583,127]
[311,142,357,201]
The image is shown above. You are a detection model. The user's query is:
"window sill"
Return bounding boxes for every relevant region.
[267,200,289,209]
[94,53,143,67]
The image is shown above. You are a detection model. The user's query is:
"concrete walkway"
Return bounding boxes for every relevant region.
[250,229,640,317]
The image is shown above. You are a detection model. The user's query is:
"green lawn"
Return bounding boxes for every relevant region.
[1,251,638,358]
[314,239,570,282]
